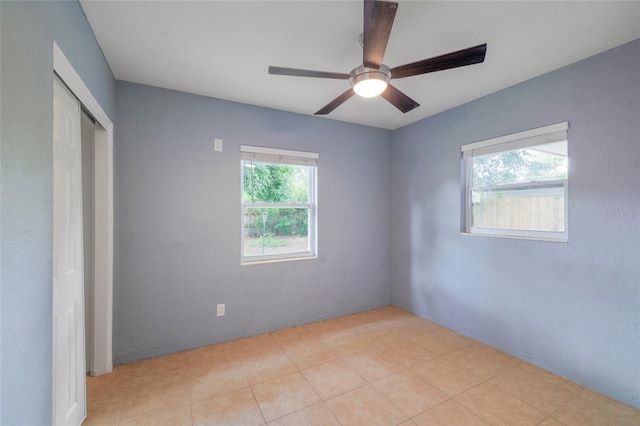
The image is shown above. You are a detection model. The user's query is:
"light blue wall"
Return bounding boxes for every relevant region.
[113,81,392,363]
[0,1,115,424]
[390,39,640,409]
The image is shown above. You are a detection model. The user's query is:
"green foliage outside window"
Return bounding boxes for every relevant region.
[243,162,310,239]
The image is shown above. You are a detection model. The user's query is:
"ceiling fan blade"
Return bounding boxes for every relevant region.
[390,44,487,79]
[380,84,420,113]
[315,88,356,115]
[363,0,398,68]
[269,66,350,80]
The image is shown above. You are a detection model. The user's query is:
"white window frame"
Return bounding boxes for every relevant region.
[240,145,318,264]
[461,122,569,242]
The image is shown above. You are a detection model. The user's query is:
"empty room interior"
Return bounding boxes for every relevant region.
[1,1,639,425]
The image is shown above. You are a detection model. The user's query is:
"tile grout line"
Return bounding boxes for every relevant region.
[247,384,268,425]
[114,373,130,426]
[450,375,552,426]
[186,364,194,426]
[542,387,583,425]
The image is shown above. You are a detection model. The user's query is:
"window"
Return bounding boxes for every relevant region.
[241,145,318,263]
[461,122,568,241]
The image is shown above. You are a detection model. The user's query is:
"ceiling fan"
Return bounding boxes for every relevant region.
[269,0,487,115]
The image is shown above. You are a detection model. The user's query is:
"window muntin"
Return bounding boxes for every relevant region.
[241,146,318,263]
[462,122,568,241]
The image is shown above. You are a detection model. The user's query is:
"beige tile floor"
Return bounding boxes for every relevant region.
[85,307,640,426]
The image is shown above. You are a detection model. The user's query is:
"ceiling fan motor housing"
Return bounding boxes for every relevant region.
[349,64,391,97]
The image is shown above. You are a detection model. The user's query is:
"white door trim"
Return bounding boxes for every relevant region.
[54,42,113,375]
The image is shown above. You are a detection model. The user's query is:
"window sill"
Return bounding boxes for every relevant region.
[241,255,318,266]
[461,232,568,243]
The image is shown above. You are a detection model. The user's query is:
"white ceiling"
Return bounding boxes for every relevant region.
[80,1,640,130]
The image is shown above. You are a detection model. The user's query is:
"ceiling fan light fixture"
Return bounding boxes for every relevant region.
[350,65,391,97]
[353,78,388,97]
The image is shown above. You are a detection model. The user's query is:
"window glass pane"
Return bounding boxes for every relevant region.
[472,186,565,232]
[243,207,309,257]
[243,161,310,203]
[472,141,567,187]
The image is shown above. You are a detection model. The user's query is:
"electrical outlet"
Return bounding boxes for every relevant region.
[217,303,225,317]
[214,138,223,152]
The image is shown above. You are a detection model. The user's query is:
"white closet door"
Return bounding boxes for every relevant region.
[53,76,87,426]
